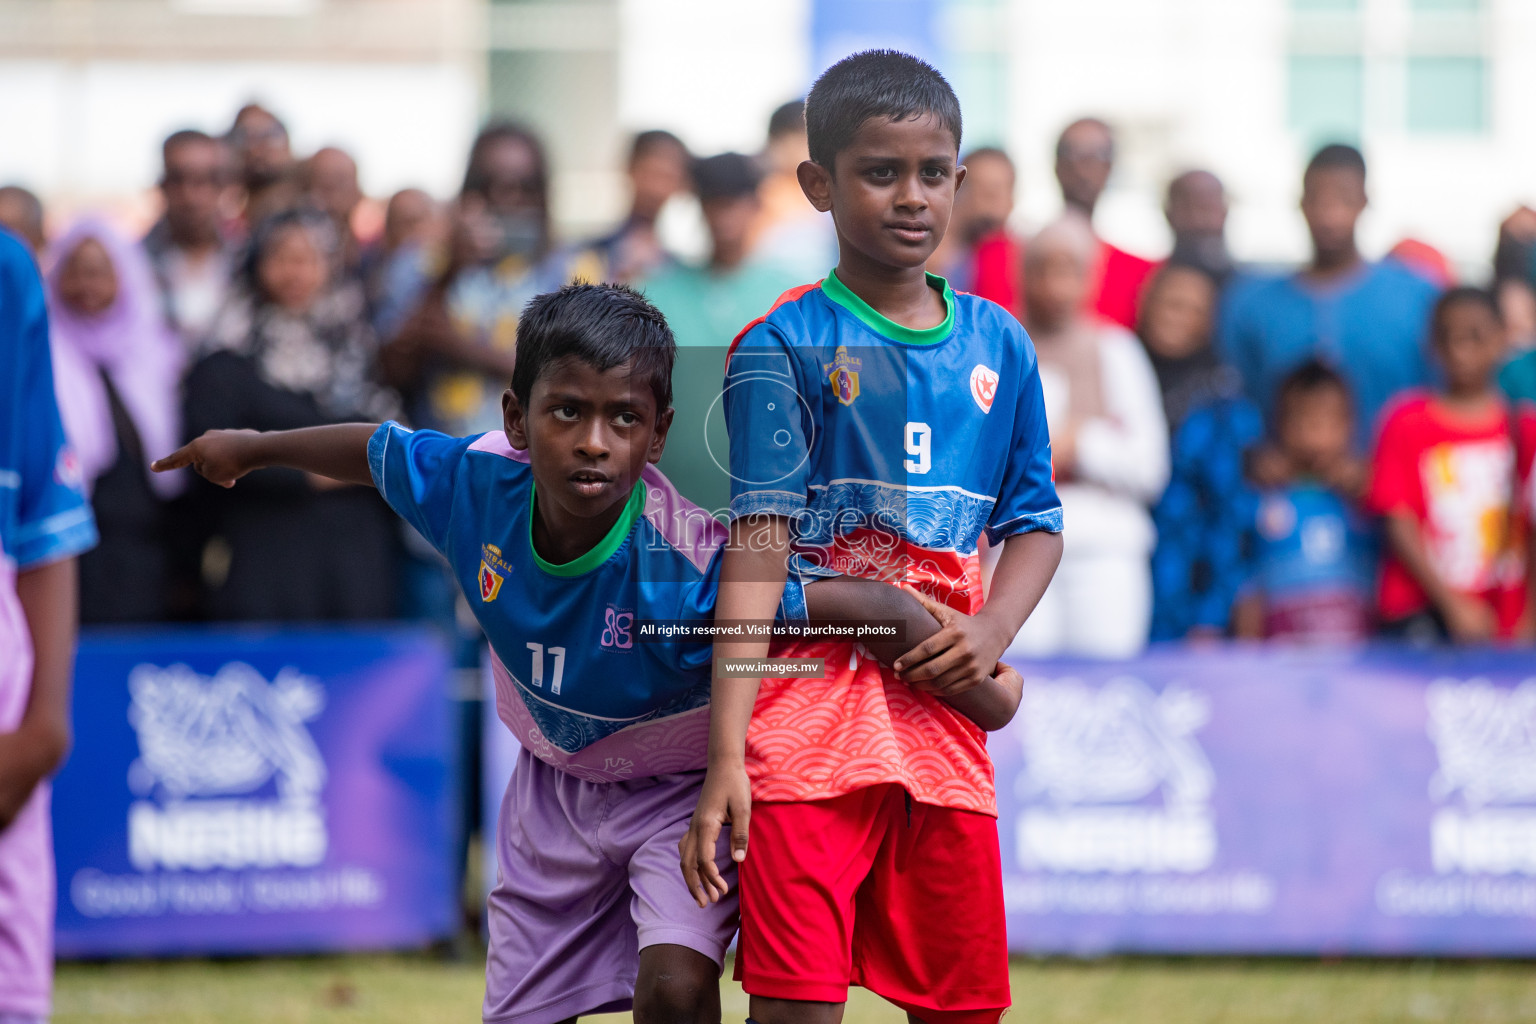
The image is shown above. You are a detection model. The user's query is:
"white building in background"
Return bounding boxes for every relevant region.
[3,0,1531,272]
[0,0,483,228]
[589,0,1534,273]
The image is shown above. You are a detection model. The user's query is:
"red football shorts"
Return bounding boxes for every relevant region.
[734,785,1010,1023]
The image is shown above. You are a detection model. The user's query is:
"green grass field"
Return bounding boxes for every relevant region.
[54,953,1536,1023]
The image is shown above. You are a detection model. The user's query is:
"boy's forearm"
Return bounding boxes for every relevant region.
[804,576,1020,730]
[803,576,940,664]
[251,424,379,486]
[15,557,78,774]
[940,675,1022,732]
[977,530,1063,641]
[708,517,790,767]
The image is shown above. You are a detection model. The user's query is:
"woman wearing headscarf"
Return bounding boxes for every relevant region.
[185,206,401,621]
[1004,213,1170,658]
[46,218,186,623]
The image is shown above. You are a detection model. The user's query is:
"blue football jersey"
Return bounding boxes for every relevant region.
[1249,482,1376,641]
[369,423,798,781]
[725,271,1062,611]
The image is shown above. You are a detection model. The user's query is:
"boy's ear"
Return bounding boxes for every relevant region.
[797,159,833,214]
[954,163,968,194]
[502,389,530,451]
[647,406,675,465]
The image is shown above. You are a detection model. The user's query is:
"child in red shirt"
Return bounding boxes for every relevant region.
[1366,287,1536,642]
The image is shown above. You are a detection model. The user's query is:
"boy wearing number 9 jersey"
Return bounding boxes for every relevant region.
[155,283,994,1024]
[679,51,1064,1023]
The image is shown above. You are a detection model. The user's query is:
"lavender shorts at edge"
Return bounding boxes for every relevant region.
[483,749,738,1024]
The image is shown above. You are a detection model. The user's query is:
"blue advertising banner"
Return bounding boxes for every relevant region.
[997,646,1536,956]
[54,628,455,958]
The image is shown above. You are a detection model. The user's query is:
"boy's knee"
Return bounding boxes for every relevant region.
[633,975,715,1024]
[634,945,719,1024]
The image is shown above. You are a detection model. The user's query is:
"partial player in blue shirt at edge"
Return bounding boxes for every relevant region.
[0,229,98,1021]
[1218,143,1440,447]
[155,282,995,1024]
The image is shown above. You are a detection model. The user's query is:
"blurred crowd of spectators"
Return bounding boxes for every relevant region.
[4,99,1536,657]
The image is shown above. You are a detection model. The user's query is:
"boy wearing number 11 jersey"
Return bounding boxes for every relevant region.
[680,51,1064,1022]
[157,283,979,1024]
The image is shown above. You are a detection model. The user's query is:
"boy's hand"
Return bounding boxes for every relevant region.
[152,430,265,488]
[1441,593,1497,643]
[893,586,1009,697]
[0,718,69,832]
[679,762,750,908]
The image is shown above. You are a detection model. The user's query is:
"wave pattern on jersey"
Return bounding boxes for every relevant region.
[745,643,997,814]
[797,479,996,553]
[508,667,710,754]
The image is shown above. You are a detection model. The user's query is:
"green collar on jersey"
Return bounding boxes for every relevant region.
[822,267,955,346]
[530,478,647,577]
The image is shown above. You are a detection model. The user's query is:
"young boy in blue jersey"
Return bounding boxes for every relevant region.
[1231,360,1376,643]
[679,50,1063,1023]
[156,281,1008,1024]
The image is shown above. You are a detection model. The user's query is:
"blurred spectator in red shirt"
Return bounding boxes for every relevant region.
[930,146,1015,292]
[1055,117,1156,330]
[1367,287,1536,644]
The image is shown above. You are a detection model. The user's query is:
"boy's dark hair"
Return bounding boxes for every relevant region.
[1430,285,1501,341]
[804,50,962,169]
[1275,358,1352,418]
[1305,143,1366,183]
[629,129,688,167]
[512,284,676,416]
[768,100,806,141]
[693,152,762,202]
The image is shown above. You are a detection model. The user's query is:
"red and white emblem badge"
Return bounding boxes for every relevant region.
[478,561,504,603]
[970,364,999,413]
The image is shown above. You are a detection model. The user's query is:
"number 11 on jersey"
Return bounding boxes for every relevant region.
[904,421,931,474]
[526,642,566,695]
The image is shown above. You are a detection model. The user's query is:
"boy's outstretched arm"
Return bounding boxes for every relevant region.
[152,424,380,489]
[895,530,1062,692]
[802,577,1023,731]
[678,514,788,909]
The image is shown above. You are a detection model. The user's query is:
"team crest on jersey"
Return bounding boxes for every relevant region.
[479,543,515,603]
[970,364,999,414]
[823,346,862,406]
[55,445,84,491]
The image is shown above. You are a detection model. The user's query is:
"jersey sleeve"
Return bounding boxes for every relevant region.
[1364,406,1424,519]
[7,241,97,570]
[367,421,472,556]
[724,322,817,521]
[986,349,1064,544]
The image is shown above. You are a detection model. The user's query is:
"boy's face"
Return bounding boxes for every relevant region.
[1437,301,1507,395]
[1277,387,1353,472]
[799,114,963,273]
[503,357,672,529]
[1300,167,1365,262]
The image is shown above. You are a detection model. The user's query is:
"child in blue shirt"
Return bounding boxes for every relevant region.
[157,282,1001,1024]
[1232,360,1376,642]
